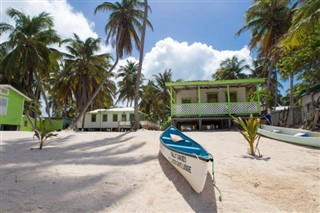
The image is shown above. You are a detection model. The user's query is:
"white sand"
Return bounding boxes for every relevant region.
[1,129,319,213]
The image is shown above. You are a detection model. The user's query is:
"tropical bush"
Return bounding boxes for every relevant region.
[232,114,260,156]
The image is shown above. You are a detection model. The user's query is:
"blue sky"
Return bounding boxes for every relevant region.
[71,0,252,56]
[1,0,289,93]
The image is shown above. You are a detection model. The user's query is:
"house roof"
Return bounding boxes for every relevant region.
[0,84,32,101]
[88,107,144,114]
[166,78,265,90]
[299,83,320,97]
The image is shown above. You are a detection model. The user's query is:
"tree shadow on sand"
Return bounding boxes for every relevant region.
[158,152,218,212]
[1,131,158,212]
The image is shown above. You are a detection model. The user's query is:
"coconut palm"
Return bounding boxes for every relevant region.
[281,0,320,50]
[0,8,61,121]
[133,0,150,130]
[212,56,249,80]
[116,60,144,106]
[59,33,116,128]
[232,114,261,156]
[140,79,161,122]
[153,69,172,124]
[70,0,153,129]
[236,0,296,91]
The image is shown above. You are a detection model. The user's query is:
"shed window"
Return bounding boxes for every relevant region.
[24,120,28,127]
[121,114,126,121]
[113,114,118,122]
[0,88,9,95]
[91,114,96,122]
[207,93,218,103]
[102,114,108,122]
[0,97,8,115]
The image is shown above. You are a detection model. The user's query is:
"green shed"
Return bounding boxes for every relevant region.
[0,84,31,130]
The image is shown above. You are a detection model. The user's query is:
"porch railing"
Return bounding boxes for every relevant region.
[172,102,260,116]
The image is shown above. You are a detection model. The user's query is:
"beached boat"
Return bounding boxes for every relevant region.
[258,124,320,148]
[160,126,216,193]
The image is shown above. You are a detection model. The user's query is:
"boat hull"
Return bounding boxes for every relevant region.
[160,142,210,193]
[159,126,213,193]
[258,125,320,148]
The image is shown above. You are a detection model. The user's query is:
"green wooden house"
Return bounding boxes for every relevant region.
[166,78,265,130]
[21,116,71,131]
[0,84,31,130]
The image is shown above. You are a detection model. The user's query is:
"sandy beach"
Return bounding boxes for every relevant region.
[1,129,319,213]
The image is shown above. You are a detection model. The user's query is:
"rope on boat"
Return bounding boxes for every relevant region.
[192,153,200,160]
[208,153,222,202]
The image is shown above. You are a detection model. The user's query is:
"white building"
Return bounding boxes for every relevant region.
[76,107,159,131]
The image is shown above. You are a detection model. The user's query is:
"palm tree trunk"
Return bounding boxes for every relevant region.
[266,56,276,112]
[289,72,294,126]
[249,142,255,156]
[34,87,41,128]
[81,113,86,131]
[34,71,52,125]
[133,0,148,131]
[24,109,36,130]
[69,54,119,129]
[274,70,278,109]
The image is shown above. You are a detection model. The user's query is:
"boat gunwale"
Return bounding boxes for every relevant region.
[160,139,213,162]
[160,126,213,162]
[258,125,320,148]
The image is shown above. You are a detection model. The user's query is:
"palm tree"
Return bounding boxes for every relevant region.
[116,60,144,106]
[133,0,150,130]
[236,0,296,92]
[140,79,160,122]
[153,69,172,124]
[70,0,153,129]
[212,56,249,80]
[278,1,320,125]
[0,8,61,123]
[60,33,116,129]
[281,0,320,50]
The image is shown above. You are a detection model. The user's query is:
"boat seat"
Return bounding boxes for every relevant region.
[162,136,191,143]
[166,143,201,154]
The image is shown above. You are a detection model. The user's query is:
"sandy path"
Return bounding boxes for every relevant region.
[1,130,319,212]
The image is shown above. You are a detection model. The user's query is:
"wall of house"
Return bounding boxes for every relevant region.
[0,88,25,126]
[176,87,246,103]
[302,92,320,106]
[20,116,34,131]
[43,119,64,131]
[76,111,146,129]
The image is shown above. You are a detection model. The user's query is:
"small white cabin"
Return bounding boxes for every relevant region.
[76,107,159,131]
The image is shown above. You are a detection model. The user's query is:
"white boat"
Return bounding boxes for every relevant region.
[160,126,215,193]
[258,124,320,148]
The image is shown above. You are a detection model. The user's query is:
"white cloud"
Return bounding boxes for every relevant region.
[1,0,112,54]
[142,37,253,81]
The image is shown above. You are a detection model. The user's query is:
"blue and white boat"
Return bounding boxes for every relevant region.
[160,126,218,194]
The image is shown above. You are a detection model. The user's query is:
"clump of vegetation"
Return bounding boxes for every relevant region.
[232,114,260,156]
[33,121,58,150]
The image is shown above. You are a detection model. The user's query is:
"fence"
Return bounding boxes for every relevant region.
[270,106,303,127]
